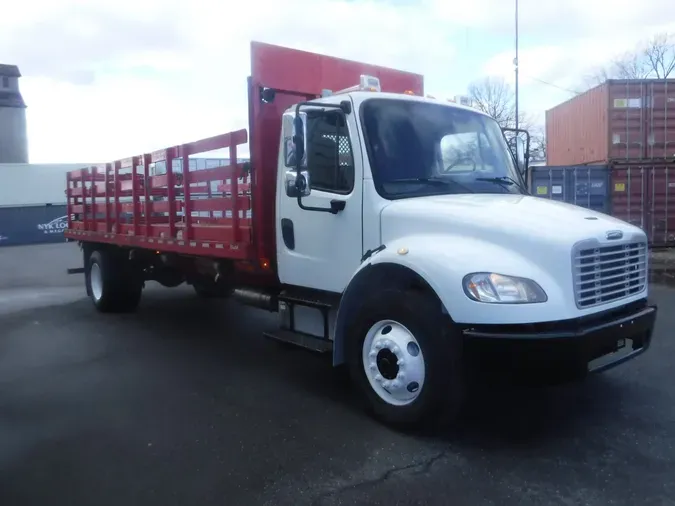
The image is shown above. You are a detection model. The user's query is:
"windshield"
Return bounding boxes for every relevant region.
[360,98,525,199]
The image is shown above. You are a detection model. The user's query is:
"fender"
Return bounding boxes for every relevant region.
[333,236,455,366]
[332,234,567,366]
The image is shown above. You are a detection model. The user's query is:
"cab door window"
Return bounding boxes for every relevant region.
[306,112,354,194]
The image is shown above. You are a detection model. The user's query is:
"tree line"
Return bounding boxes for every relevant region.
[586,32,675,85]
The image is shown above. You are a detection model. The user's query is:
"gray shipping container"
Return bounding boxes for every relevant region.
[0,204,68,247]
[530,165,611,214]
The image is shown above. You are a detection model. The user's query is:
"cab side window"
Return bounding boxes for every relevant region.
[305,112,354,194]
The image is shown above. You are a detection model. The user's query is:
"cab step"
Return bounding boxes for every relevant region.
[263,329,333,353]
[278,287,340,310]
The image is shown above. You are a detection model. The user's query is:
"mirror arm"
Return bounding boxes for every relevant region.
[523,129,531,172]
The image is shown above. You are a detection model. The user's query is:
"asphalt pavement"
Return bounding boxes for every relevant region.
[1,243,674,506]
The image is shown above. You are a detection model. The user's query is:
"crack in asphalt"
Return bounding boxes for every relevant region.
[310,449,449,505]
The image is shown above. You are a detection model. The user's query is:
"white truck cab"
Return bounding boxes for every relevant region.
[271,75,657,427]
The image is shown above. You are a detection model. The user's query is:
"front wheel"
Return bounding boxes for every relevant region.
[346,289,464,428]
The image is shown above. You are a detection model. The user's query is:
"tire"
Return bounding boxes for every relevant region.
[346,288,464,428]
[87,249,143,313]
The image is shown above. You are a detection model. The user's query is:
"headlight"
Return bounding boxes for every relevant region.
[462,273,547,304]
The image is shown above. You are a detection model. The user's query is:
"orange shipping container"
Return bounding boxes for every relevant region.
[546,79,675,166]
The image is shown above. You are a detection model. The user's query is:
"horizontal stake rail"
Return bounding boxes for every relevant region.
[65,129,252,258]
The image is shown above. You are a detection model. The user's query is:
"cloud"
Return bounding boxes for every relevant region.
[454,0,675,39]
[0,1,188,85]
[1,0,675,161]
[2,0,474,162]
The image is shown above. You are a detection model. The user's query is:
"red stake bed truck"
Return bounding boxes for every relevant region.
[65,42,657,428]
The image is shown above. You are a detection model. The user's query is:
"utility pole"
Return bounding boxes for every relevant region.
[514,0,519,131]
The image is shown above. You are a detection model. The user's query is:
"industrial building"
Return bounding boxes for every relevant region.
[0,63,28,164]
[0,163,97,247]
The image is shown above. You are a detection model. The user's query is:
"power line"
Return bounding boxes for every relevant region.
[522,74,582,95]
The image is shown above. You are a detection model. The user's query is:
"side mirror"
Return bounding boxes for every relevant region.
[282,112,307,168]
[285,169,311,198]
[260,87,276,104]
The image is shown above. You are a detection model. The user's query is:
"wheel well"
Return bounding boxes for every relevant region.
[333,262,445,366]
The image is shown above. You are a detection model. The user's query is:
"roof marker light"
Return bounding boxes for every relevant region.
[359,75,381,92]
[333,75,381,95]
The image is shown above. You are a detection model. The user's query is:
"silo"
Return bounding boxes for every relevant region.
[0,64,28,163]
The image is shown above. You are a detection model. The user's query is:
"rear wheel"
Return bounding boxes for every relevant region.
[87,249,143,313]
[346,289,464,428]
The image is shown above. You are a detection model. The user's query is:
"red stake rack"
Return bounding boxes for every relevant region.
[65,130,251,259]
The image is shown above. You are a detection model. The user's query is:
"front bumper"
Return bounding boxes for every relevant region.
[461,299,657,380]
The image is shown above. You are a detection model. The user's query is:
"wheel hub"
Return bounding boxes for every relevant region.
[90,262,103,301]
[376,349,399,379]
[362,320,426,406]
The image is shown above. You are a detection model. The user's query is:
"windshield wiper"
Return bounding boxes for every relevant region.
[386,177,475,193]
[475,176,528,194]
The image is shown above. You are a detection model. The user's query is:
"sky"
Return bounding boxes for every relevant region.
[1,0,674,163]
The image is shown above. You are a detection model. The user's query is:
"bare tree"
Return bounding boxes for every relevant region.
[528,127,547,161]
[585,31,675,88]
[644,32,675,78]
[467,77,543,162]
[615,51,653,79]
[467,77,519,129]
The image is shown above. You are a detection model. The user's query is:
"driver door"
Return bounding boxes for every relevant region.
[276,102,363,294]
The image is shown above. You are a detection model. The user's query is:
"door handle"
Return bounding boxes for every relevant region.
[330,200,346,214]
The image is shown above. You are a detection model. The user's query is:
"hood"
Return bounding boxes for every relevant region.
[380,193,645,249]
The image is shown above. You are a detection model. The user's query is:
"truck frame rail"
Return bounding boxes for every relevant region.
[64,130,252,259]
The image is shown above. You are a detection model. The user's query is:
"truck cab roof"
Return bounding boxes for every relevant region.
[301,90,491,120]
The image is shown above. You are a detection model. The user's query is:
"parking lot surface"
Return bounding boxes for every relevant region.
[1,243,674,506]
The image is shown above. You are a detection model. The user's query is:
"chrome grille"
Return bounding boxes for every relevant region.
[574,241,647,309]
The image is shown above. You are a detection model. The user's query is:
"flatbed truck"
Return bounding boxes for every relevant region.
[65,42,657,428]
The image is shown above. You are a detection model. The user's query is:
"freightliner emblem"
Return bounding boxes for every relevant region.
[606,230,623,240]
